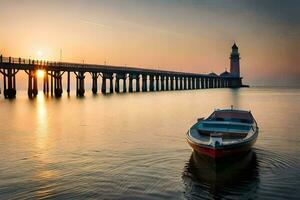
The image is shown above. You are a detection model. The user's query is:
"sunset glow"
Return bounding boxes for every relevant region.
[36,70,45,78]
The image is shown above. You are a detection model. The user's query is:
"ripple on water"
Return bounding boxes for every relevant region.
[182,148,300,200]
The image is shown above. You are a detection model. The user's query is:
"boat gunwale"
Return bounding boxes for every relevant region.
[187,120,259,150]
[186,129,258,150]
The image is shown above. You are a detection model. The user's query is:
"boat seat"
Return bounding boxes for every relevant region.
[197,130,247,139]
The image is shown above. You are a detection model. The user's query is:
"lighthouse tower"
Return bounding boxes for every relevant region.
[230,42,240,77]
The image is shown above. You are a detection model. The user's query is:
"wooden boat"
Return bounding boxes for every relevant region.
[187,108,258,159]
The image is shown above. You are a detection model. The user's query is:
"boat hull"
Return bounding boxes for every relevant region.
[187,132,257,160]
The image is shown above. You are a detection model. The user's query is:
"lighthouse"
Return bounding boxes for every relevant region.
[220,43,245,87]
[230,42,240,77]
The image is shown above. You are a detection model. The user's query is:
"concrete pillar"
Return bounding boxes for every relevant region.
[3,73,6,96]
[115,76,120,93]
[195,78,199,89]
[166,76,169,90]
[149,75,154,91]
[101,76,106,93]
[67,71,70,95]
[208,78,212,88]
[13,69,16,94]
[178,77,182,90]
[3,69,17,99]
[161,76,165,91]
[188,77,191,90]
[46,71,49,94]
[155,75,160,91]
[123,75,127,93]
[183,77,187,90]
[175,77,179,90]
[205,78,209,89]
[51,71,54,96]
[43,71,49,95]
[136,75,140,92]
[170,76,174,90]
[142,74,147,92]
[221,78,224,88]
[54,72,63,97]
[92,73,98,94]
[129,75,133,93]
[109,77,113,93]
[192,77,195,89]
[199,77,203,89]
[214,78,216,88]
[33,71,38,96]
[76,71,84,97]
[27,71,33,98]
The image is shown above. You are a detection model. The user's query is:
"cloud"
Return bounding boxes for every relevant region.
[80,19,112,29]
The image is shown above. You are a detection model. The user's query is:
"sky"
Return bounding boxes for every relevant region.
[0,0,299,86]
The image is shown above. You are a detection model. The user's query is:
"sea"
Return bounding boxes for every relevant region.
[0,87,299,199]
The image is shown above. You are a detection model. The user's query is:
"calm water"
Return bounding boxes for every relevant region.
[0,87,300,199]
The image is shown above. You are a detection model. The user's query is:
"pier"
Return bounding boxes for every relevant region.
[0,44,244,99]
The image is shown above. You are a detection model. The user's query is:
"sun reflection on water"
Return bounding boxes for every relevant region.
[36,93,48,148]
[33,94,58,198]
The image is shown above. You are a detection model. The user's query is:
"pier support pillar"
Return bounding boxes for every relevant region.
[200,78,204,89]
[115,74,126,93]
[43,71,49,95]
[33,71,38,96]
[101,76,106,94]
[136,75,140,92]
[76,71,85,97]
[67,71,70,95]
[142,75,147,92]
[51,71,54,96]
[179,77,182,90]
[225,79,229,87]
[191,78,195,90]
[196,78,200,89]
[27,70,33,98]
[54,71,63,97]
[149,75,154,92]
[3,69,17,99]
[161,76,165,91]
[221,79,225,88]
[166,76,169,90]
[129,75,133,93]
[92,73,98,94]
[123,75,127,93]
[27,70,38,98]
[170,76,174,90]
[205,78,209,89]
[184,77,187,90]
[155,76,160,91]
[109,77,114,93]
[187,77,191,90]
[115,77,120,93]
[175,77,179,90]
[215,78,219,88]
[209,78,213,88]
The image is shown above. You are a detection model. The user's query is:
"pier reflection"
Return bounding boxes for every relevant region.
[182,151,259,199]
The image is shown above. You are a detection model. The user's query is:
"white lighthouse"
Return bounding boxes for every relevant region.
[230,42,240,77]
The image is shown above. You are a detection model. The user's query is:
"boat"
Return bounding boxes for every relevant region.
[186,108,258,159]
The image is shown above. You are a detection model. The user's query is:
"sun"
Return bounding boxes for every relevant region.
[37,51,43,57]
[37,70,45,78]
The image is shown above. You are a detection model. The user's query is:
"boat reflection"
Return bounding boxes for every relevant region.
[182,151,259,199]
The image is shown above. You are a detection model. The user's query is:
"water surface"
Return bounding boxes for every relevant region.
[0,87,299,199]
